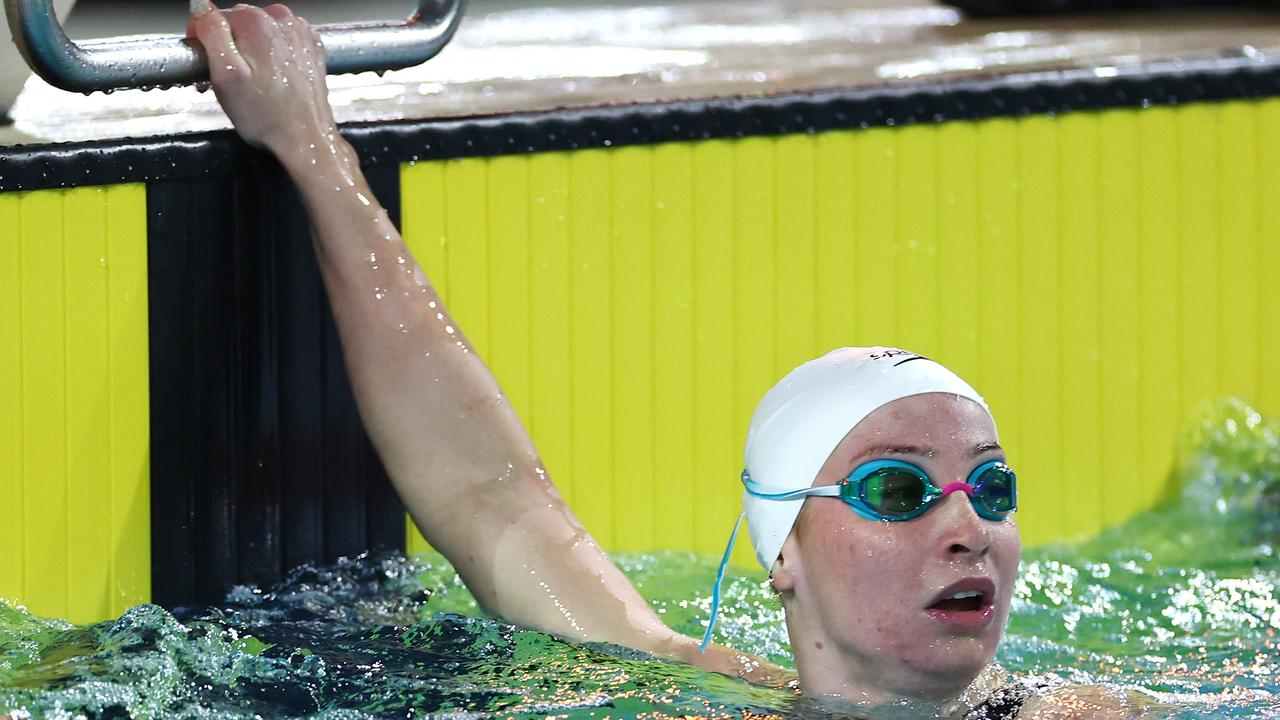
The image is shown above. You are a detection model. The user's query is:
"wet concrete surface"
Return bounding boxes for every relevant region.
[3,0,1279,145]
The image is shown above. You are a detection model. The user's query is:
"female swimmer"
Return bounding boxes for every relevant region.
[187,4,1160,717]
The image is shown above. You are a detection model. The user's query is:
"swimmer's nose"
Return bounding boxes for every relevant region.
[936,492,991,559]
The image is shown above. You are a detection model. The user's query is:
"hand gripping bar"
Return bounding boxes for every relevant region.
[4,0,464,93]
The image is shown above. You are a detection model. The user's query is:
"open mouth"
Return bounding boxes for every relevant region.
[925,579,997,629]
[927,589,987,613]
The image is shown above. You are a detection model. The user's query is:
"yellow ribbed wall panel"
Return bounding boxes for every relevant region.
[689,141,738,556]
[0,194,22,606]
[0,185,150,622]
[895,125,939,353]
[1217,105,1259,404]
[731,138,778,448]
[854,129,898,347]
[1259,103,1280,419]
[444,159,491,358]
[21,190,70,618]
[528,153,575,515]
[652,143,696,552]
[775,134,816,375]
[812,133,855,356]
[486,159,532,428]
[104,188,150,618]
[1058,113,1103,539]
[1178,107,1220,410]
[567,150,612,545]
[1098,112,1143,531]
[729,139,780,567]
[401,98,1280,564]
[935,122,980,378]
[1137,108,1182,510]
[1016,116,1063,544]
[612,146,656,552]
[975,119,1021,464]
[65,188,112,622]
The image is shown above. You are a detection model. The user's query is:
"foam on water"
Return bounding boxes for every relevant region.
[1,398,1277,719]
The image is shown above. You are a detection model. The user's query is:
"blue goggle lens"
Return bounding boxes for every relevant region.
[862,467,931,515]
[972,463,1017,515]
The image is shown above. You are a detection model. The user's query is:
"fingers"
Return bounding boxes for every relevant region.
[261,3,308,53]
[262,3,294,22]
[260,4,327,82]
[192,2,319,77]
[262,5,321,58]
[221,4,276,53]
[190,6,251,85]
[288,15,327,80]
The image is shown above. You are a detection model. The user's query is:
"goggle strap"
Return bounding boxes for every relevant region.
[699,511,745,653]
[741,471,842,500]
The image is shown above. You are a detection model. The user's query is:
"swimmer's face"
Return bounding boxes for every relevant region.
[775,393,1020,701]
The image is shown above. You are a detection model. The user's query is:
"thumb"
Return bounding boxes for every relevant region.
[190,2,250,90]
[187,0,216,39]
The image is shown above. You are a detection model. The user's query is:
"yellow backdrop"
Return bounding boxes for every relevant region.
[3,97,1278,623]
[0,185,151,622]
[402,99,1280,567]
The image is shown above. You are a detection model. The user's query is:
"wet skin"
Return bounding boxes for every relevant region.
[773,393,1021,708]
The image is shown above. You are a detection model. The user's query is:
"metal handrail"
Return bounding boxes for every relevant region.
[4,0,464,94]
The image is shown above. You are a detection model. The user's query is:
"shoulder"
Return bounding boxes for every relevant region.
[1014,684,1169,719]
[962,665,1170,720]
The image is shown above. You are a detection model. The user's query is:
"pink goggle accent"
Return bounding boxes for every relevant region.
[939,482,975,497]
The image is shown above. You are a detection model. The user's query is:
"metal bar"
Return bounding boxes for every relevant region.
[4,0,463,94]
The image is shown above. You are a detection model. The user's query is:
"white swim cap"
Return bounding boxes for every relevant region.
[742,347,992,571]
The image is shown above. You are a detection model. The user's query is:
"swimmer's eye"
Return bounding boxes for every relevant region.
[865,468,929,514]
[971,463,1017,515]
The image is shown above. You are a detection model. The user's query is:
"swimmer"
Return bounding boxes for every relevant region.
[187,4,1163,717]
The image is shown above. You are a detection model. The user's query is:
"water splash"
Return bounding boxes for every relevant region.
[1000,398,1280,718]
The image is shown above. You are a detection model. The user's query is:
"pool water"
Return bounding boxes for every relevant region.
[2,398,1277,719]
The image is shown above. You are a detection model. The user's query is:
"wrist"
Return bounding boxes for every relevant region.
[270,119,348,165]
[275,128,360,190]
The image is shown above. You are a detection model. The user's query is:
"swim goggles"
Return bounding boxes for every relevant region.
[745,459,1017,522]
[699,459,1017,650]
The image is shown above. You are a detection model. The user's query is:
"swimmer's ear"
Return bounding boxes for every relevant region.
[770,538,799,594]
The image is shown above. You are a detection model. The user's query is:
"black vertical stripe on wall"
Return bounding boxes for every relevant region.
[272,163,322,573]
[148,176,245,605]
[146,179,197,606]
[236,152,285,590]
[147,149,406,609]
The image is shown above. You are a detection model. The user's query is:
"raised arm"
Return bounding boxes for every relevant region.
[188,1,781,683]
